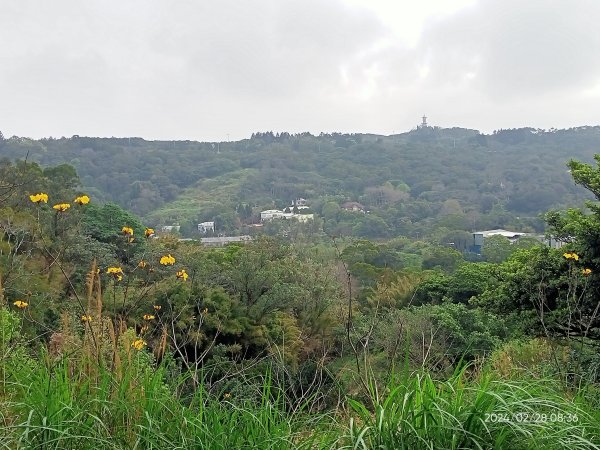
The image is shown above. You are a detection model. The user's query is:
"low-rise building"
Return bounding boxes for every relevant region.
[471,229,528,253]
[469,229,567,253]
[341,201,365,212]
[198,221,215,233]
[260,209,285,221]
[292,213,314,223]
[161,225,180,233]
[200,236,252,247]
[260,209,314,222]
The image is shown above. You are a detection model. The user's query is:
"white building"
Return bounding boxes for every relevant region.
[294,213,314,223]
[198,221,215,233]
[472,229,565,254]
[261,209,285,221]
[201,236,252,247]
[260,209,314,223]
[473,229,529,242]
[161,225,180,233]
[341,201,365,212]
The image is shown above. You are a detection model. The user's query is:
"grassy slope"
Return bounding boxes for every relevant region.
[145,168,259,224]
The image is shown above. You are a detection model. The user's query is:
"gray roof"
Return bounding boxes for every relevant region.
[200,236,252,244]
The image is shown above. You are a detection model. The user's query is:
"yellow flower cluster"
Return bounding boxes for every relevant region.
[153,305,162,311]
[143,314,156,321]
[563,252,579,261]
[29,193,48,204]
[131,339,146,350]
[107,266,124,281]
[13,300,28,309]
[145,228,155,237]
[176,269,189,281]
[583,268,592,276]
[74,195,90,205]
[138,260,147,268]
[160,254,176,265]
[81,315,93,322]
[53,203,71,212]
[122,226,134,236]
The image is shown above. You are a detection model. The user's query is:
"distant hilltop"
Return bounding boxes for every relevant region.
[1,125,600,240]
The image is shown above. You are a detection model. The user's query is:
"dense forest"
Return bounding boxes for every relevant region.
[1,126,599,240]
[2,129,600,448]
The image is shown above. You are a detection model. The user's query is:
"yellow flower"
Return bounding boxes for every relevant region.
[145,228,155,238]
[138,260,147,268]
[122,226,134,236]
[107,267,124,281]
[223,392,231,399]
[153,305,162,311]
[160,254,176,265]
[52,203,71,212]
[176,269,189,281]
[81,314,93,322]
[29,193,48,204]
[132,339,146,350]
[73,195,90,205]
[563,252,580,261]
[13,300,28,309]
[143,314,156,321]
[583,268,592,276]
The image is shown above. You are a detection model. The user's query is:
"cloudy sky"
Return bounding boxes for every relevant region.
[1,0,599,141]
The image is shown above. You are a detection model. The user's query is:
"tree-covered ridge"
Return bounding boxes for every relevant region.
[1,126,598,237]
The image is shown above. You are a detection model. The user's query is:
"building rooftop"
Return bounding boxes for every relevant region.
[473,229,530,238]
[200,236,252,244]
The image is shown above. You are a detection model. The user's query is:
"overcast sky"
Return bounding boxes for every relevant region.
[1,0,599,141]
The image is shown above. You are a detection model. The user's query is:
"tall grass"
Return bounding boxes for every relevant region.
[2,340,599,449]
[341,367,600,450]
[0,354,336,449]
[2,357,599,449]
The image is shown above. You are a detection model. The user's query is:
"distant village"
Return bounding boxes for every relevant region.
[258,198,314,222]
[155,197,564,251]
[157,198,318,246]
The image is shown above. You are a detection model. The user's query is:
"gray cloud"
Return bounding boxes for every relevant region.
[1,0,599,139]
[419,0,600,98]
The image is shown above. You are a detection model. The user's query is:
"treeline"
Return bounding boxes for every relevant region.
[1,127,599,238]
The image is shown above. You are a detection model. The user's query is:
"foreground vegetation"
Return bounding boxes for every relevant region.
[1,334,598,449]
[2,305,599,450]
[2,151,600,448]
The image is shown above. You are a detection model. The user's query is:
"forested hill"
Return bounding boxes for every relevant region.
[1,126,599,237]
